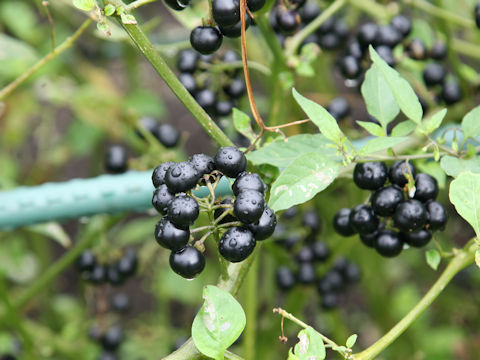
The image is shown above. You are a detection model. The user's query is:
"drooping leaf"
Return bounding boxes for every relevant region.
[426,249,441,271]
[268,152,339,212]
[449,172,480,239]
[369,46,423,124]
[359,137,408,155]
[346,334,358,348]
[192,286,246,360]
[361,64,399,130]
[233,108,256,143]
[440,156,480,178]
[289,327,326,360]
[357,121,385,137]
[462,106,480,139]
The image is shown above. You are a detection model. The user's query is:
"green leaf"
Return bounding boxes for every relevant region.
[290,327,326,360]
[292,88,344,146]
[246,134,337,168]
[369,46,423,123]
[361,64,399,129]
[233,108,256,143]
[72,0,96,11]
[287,349,301,360]
[440,156,480,178]
[449,172,480,239]
[359,137,408,155]
[410,19,435,48]
[104,4,116,16]
[420,109,447,135]
[120,13,137,24]
[357,121,385,137]
[426,249,441,270]
[332,345,347,352]
[192,286,246,360]
[462,106,480,139]
[346,334,358,348]
[268,152,339,212]
[391,120,417,137]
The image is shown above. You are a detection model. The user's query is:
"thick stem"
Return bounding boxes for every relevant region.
[353,241,476,360]
[0,18,92,101]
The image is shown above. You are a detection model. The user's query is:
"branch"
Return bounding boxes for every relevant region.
[353,240,477,360]
[0,18,92,101]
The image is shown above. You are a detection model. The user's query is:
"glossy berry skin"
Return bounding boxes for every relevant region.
[189,153,215,176]
[297,263,316,284]
[219,14,251,38]
[179,73,197,94]
[87,264,106,284]
[430,41,447,60]
[401,229,431,247]
[214,147,247,178]
[378,25,402,48]
[106,266,124,286]
[327,97,350,120]
[117,248,138,277]
[275,9,299,34]
[299,1,320,23]
[234,190,265,224]
[393,200,428,232]
[319,33,341,50]
[295,246,314,263]
[156,124,180,148]
[333,208,356,236]
[312,242,330,261]
[214,198,236,224]
[215,100,234,117]
[247,206,277,240]
[333,20,349,40]
[339,55,361,79]
[425,201,447,231]
[276,266,296,290]
[407,39,427,60]
[224,78,246,99]
[177,49,199,73]
[389,161,416,187]
[360,230,378,248]
[346,41,364,59]
[101,326,124,351]
[169,246,205,278]
[190,26,223,55]
[302,210,321,234]
[413,173,438,202]
[77,250,96,272]
[391,15,411,37]
[165,161,200,193]
[321,293,338,309]
[152,184,175,214]
[233,172,266,195]
[353,162,388,190]
[375,230,403,257]
[105,145,128,174]
[423,63,446,87]
[371,185,404,216]
[344,263,361,283]
[212,0,240,27]
[357,22,379,48]
[246,0,265,11]
[317,271,343,293]
[155,217,190,251]
[376,45,395,67]
[167,195,200,229]
[195,89,216,114]
[152,162,174,188]
[441,82,462,105]
[111,293,130,313]
[349,205,379,235]
[219,227,256,262]
[282,206,298,219]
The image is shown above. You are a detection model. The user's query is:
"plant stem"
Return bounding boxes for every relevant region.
[126,0,159,10]
[404,0,475,28]
[255,14,287,68]
[244,255,259,360]
[285,0,347,59]
[201,61,271,76]
[353,240,477,360]
[348,0,393,21]
[0,18,92,101]
[452,38,480,60]
[109,0,233,147]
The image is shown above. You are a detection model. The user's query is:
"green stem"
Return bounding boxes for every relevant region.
[109,1,233,147]
[285,0,347,59]
[126,0,159,10]
[353,241,477,360]
[244,255,259,360]
[201,61,271,77]
[452,38,480,60]
[348,0,393,21]
[0,18,92,101]
[255,14,287,68]
[404,0,475,28]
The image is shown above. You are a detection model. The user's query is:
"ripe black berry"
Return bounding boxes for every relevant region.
[425,200,447,231]
[86,263,106,284]
[101,326,124,351]
[282,206,298,219]
[319,33,341,50]
[302,210,321,234]
[321,293,338,309]
[327,97,350,120]
[393,199,427,232]
[214,197,236,224]
[116,249,137,277]
[77,250,96,272]
[219,14,251,38]
[333,20,349,40]
[111,293,130,313]
[152,184,175,214]
[106,266,124,286]
[297,263,316,284]
[317,17,335,35]
[346,40,364,59]
[167,195,200,229]
[156,124,180,148]
[105,145,128,174]
[407,39,427,60]
[413,173,438,202]
[299,1,320,23]
[179,73,197,94]
[389,161,416,187]
[357,22,379,48]
[190,26,223,55]
[339,55,362,79]
[391,15,411,38]
[295,246,314,263]
[164,0,187,11]
[152,162,174,188]
[333,208,356,236]
[165,161,201,193]
[214,146,247,178]
[219,226,256,262]
[247,206,277,240]
[343,263,361,283]
[233,190,265,224]
[349,205,379,235]
[401,229,431,247]
[215,100,234,117]
[276,266,296,290]
[177,49,199,73]
[376,45,395,67]
[224,78,246,99]
[169,245,205,278]
[212,0,240,27]
[195,89,217,113]
[377,25,402,48]
[371,185,404,216]
[247,0,265,11]
[275,8,300,34]
[360,230,378,248]
[318,271,343,293]
[430,41,447,60]
[189,153,215,176]
[353,162,388,190]
[233,172,266,195]
[423,63,446,87]
[155,217,190,251]
[312,242,330,261]
[441,82,462,105]
[375,230,403,257]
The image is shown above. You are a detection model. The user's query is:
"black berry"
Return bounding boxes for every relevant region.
[105,145,128,174]
[232,172,266,195]
[156,124,180,148]
[371,185,404,216]
[214,146,247,178]
[376,45,395,67]
[152,162,174,188]
[224,78,246,99]
[407,39,427,60]
[169,245,205,278]
[297,262,316,284]
[393,199,428,232]
[321,293,338,309]
[357,22,379,48]
[401,229,431,247]
[276,266,296,290]
[247,0,265,11]
[212,0,240,27]
[346,40,364,59]
[106,266,124,286]
[247,206,277,240]
[441,81,462,105]
[299,1,320,23]
[391,15,411,37]
[339,55,362,79]
[295,246,314,263]
[233,190,265,224]
[179,73,197,94]
[430,41,447,60]
[77,250,96,272]
[167,195,200,229]
[219,226,256,262]
[327,96,350,120]
[302,210,321,234]
[389,161,416,187]
[349,205,379,235]
[215,100,234,117]
[360,230,378,248]
[426,200,447,231]
[165,161,201,193]
[219,13,251,38]
[333,208,356,236]
[155,217,190,251]
[375,230,403,257]
[101,326,124,351]
[116,248,137,277]
[413,173,438,202]
[189,153,215,176]
[190,26,223,55]
[177,49,199,73]
[111,293,130,313]
[377,25,402,48]
[152,184,175,214]
[275,8,300,34]
[423,63,446,87]
[353,162,388,190]
[87,263,106,284]
[311,241,330,261]
[195,88,217,113]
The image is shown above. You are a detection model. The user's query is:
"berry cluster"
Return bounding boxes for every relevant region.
[90,325,125,360]
[333,161,448,257]
[177,49,245,117]
[274,208,360,310]
[76,248,138,286]
[152,146,276,279]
